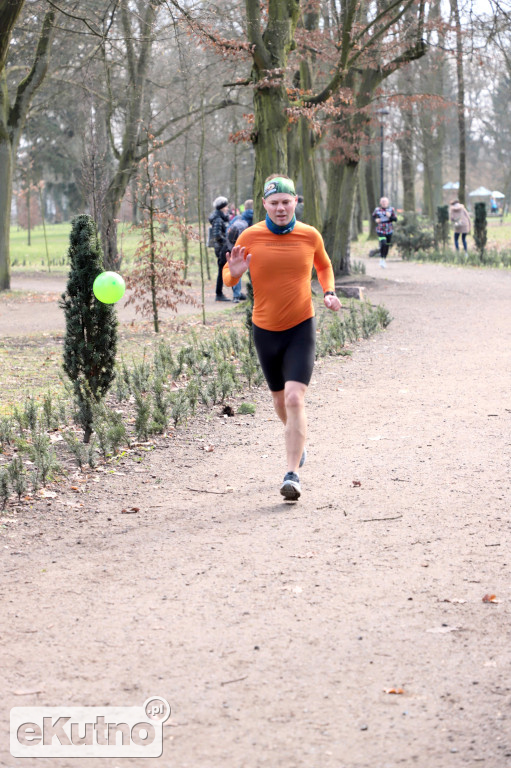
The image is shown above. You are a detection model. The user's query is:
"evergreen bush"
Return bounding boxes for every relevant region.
[60,214,118,443]
[393,212,435,259]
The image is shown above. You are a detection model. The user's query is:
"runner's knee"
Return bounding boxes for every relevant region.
[284,385,306,410]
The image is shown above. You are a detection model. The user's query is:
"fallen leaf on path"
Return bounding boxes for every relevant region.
[440,598,466,604]
[383,688,404,695]
[203,445,214,452]
[482,594,499,603]
[121,507,139,514]
[13,689,44,696]
[352,480,362,487]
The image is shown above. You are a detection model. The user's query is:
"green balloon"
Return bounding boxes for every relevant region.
[93,271,126,304]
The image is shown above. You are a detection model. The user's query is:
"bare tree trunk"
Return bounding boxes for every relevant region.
[398,110,416,212]
[364,149,379,239]
[0,143,13,289]
[246,0,300,220]
[323,159,358,274]
[299,115,322,230]
[451,0,466,204]
[100,1,159,270]
[0,9,55,290]
[0,0,25,68]
[298,47,321,229]
[252,85,291,221]
[287,121,300,183]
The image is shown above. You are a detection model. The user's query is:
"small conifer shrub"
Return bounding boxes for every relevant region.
[60,215,118,443]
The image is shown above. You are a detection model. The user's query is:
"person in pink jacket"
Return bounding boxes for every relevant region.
[450,199,471,253]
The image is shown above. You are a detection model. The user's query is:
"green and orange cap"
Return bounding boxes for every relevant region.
[263,177,296,198]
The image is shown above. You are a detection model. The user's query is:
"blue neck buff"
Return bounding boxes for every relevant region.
[265,213,296,235]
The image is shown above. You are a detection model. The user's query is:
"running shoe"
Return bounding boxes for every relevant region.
[299,447,307,468]
[280,471,301,501]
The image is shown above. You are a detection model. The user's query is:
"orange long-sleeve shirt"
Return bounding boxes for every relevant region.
[222,221,335,332]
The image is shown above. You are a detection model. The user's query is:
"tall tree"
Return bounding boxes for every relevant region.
[246,0,301,221]
[317,0,428,272]
[0,5,56,290]
[100,0,163,271]
[451,0,467,204]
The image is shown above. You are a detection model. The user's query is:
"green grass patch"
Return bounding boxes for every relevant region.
[9,222,207,282]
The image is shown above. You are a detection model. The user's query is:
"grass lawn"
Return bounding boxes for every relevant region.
[10,222,143,272]
[9,221,208,285]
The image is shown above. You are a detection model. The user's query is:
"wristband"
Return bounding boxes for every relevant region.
[324,291,335,297]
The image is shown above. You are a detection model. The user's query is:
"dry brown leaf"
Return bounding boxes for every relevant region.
[204,445,215,452]
[13,689,44,696]
[352,480,362,487]
[383,687,404,695]
[482,594,499,603]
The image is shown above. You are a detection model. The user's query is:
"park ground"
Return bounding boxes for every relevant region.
[0,249,510,767]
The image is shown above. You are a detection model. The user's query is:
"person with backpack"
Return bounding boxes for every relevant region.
[209,196,231,302]
[222,200,253,302]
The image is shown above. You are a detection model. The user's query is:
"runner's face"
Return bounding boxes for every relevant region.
[262,193,298,226]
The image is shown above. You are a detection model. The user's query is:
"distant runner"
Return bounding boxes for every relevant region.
[372,197,397,268]
[223,174,341,501]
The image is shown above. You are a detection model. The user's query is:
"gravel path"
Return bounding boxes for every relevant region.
[1,256,510,767]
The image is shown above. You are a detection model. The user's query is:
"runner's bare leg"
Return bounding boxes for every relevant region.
[271,381,307,473]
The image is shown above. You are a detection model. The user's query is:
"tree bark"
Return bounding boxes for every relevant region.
[364,149,379,239]
[0,0,25,70]
[451,0,466,205]
[397,107,416,212]
[246,0,300,221]
[0,9,55,290]
[323,158,359,274]
[101,0,159,270]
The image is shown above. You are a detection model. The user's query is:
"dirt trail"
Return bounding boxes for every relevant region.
[1,257,511,768]
[0,272,231,336]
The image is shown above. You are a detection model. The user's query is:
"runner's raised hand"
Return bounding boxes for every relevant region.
[226,245,251,279]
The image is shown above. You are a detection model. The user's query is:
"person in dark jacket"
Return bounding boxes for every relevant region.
[209,197,231,301]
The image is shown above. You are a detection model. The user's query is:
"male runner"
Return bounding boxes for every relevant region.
[223,174,341,501]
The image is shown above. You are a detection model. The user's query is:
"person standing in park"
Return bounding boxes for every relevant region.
[209,196,231,302]
[223,174,341,501]
[450,199,471,253]
[372,197,397,268]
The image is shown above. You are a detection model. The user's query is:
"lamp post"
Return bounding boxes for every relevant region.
[376,108,389,199]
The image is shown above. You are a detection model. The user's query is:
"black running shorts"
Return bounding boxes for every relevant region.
[252,317,316,392]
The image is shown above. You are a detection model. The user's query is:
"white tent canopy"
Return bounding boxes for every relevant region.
[442,181,459,190]
[491,190,505,198]
[469,186,492,197]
